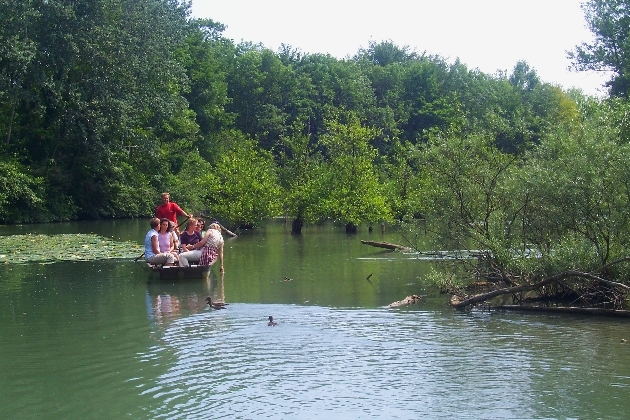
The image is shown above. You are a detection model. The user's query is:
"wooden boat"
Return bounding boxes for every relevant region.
[145,263,210,280]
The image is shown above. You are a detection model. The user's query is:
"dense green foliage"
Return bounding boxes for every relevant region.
[0,0,580,228]
[3,0,630,291]
[569,0,630,96]
[410,96,630,292]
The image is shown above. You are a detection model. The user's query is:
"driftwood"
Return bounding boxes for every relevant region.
[450,270,630,308]
[361,240,409,251]
[493,305,630,318]
[388,295,424,307]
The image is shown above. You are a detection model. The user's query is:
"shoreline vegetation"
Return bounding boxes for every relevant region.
[364,241,630,316]
[3,1,630,314]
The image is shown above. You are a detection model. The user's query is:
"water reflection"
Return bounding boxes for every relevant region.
[146,271,227,323]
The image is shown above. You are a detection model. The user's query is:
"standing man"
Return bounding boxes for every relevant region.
[155,192,192,226]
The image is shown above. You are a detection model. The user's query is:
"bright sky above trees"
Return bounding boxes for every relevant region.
[191,0,611,96]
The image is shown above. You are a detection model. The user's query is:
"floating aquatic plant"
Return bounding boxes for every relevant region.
[0,234,142,264]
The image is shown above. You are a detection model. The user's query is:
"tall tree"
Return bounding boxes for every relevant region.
[226,45,314,151]
[201,130,281,228]
[568,0,630,96]
[0,0,37,148]
[1,0,194,219]
[320,112,391,232]
[354,39,418,66]
[276,126,325,233]
[294,54,377,143]
[400,58,463,142]
[180,18,234,139]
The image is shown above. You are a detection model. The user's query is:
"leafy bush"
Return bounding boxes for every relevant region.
[0,160,45,223]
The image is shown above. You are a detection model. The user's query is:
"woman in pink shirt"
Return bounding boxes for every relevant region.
[157,218,177,256]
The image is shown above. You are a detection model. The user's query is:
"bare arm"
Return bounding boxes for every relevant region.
[151,235,160,254]
[192,229,212,249]
[218,244,224,272]
[174,203,192,219]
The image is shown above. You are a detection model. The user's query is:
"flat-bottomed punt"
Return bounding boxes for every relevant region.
[145,263,210,280]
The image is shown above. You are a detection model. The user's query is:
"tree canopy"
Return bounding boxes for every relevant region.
[0,0,621,243]
[569,0,630,96]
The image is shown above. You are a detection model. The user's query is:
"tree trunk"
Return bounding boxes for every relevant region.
[291,217,304,234]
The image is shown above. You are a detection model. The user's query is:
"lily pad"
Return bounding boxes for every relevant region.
[0,234,142,264]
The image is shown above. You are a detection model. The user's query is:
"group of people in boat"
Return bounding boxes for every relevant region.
[144,192,224,271]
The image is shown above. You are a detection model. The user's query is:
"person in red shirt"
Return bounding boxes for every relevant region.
[155,192,192,226]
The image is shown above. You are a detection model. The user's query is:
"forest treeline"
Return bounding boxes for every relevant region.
[0,0,588,226]
[4,0,630,293]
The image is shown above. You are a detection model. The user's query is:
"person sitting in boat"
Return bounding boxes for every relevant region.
[196,218,206,237]
[157,218,179,263]
[155,192,192,228]
[180,218,202,251]
[187,222,224,272]
[177,218,203,267]
[145,217,176,266]
[168,220,180,250]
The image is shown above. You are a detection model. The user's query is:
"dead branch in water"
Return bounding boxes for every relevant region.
[450,270,630,309]
[360,240,410,251]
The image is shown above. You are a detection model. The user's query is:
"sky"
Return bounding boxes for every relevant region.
[191,0,612,97]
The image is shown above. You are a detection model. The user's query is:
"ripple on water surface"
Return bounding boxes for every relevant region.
[137,305,592,419]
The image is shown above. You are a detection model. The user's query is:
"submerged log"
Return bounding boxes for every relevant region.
[360,240,409,251]
[493,305,630,318]
[388,294,424,307]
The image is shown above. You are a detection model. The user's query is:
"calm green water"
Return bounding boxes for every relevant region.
[1,220,630,419]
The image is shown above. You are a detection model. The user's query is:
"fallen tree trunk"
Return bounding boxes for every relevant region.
[450,270,630,308]
[360,240,409,251]
[493,305,630,318]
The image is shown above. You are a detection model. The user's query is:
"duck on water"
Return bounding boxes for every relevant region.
[206,297,228,310]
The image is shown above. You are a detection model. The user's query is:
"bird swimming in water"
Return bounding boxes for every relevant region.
[206,297,227,310]
[268,316,278,326]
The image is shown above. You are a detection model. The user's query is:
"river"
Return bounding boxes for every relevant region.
[1,219,629,419]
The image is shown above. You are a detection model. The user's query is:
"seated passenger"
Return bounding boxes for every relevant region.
[144,217,177,266]
[180,218,202,251]
[168,220,180,250]
[196,218,206,237]
[185,222,224,271]
[158,218,177,254]
[178,218,203,267]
